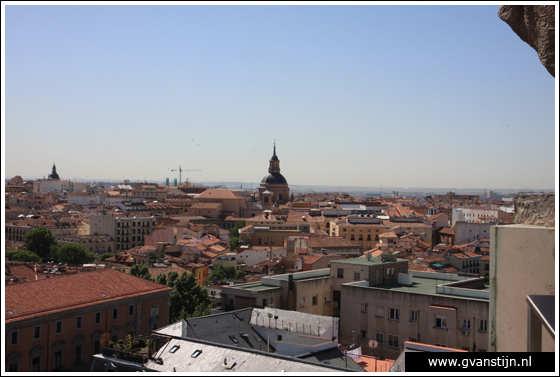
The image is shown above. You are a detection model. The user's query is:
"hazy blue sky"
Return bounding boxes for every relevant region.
[3,3,557,190]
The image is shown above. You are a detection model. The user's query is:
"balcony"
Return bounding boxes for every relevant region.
[526,295,555,352]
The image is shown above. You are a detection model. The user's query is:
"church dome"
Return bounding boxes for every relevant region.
[261,172,288,185]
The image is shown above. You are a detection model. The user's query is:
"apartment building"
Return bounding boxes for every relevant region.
[5,269,172,372]
[330,216,432,250]
[340,270,489,359]
[239,223,311,247]
[221,269,334,317]
[5,217,86,242]
[89,214,156,251]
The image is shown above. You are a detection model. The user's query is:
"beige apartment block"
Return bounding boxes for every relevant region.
[330,217,432,250]
[221,269,335,317]
[340,271,489,360]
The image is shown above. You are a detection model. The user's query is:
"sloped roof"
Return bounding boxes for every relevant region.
[196,189,244,200]
[5,269,172,323]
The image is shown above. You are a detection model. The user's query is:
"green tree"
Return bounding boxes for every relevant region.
[166,271,179,287]
[230,221,246,238]
[147,249,158,266]
[24,226,58,261]
[99,252,115,261]
[205,264,238,285]
[235,270,246,280]
[168,272,210,322]
[129,264,152,281]
[6,248,41,263]
[153,272,167,285]
[229,236,240,251]
[54,243,96,265]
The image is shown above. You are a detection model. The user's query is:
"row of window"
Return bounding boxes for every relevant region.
[10,305,135,345]
[8,326,138,372]
[117,221,155,228]
[117,228,149,235]
[116,235,143,242]
[361,306,489,332]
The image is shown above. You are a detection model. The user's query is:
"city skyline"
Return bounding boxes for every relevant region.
[3,3,558,191]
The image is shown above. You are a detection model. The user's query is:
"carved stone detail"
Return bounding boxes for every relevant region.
[513,194,555,227]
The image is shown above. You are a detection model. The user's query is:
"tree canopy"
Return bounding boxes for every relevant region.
[168,272,210,322]
[24,226,58,261]
[129,264,152,281]
[112,267,210,322]
[98,252,115,261]
[6,248,42,263]
[230,221,246,238]
[229,236,240,251]
[205,264,245,285]
[53,243,96,265]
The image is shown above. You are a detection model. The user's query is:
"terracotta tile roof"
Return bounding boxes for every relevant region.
[148,265,189,278]
[421,256,448,263]
[190,202,222,209]
[379,232,398,238]
[408,265,434,272]
[5,269,172,323]
[417,239,431,248]
[131,246,156,255]
[201,251,218,259]
[6,263,46,283]
[438,265,459,273]
[428,212,447,221]
[481,255,490,261]
[364,248,384,258]
[195,189,244,200]
[438,227,455,235]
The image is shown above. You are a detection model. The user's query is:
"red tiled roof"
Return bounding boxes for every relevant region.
[439,227,455,235]
[190,202,222,209]
[5,269,172,323]
[195,189,243,200]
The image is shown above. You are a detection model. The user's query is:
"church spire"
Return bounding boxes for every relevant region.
[49,162,60,180]
[269,141,280,172]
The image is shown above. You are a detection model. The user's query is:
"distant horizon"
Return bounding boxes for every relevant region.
[6,175,554,195]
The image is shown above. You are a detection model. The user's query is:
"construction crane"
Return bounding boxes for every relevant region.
[170,166,202,185]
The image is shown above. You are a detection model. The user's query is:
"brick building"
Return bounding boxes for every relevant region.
[5,269,172,372]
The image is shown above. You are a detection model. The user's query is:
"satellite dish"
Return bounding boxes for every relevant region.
[369,340,378,349]
[268,313,273,318]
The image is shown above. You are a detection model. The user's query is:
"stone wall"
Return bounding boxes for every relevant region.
[498,5,555,77]
[513,193,555,227]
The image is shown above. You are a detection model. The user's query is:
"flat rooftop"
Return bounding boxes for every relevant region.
[347,277,489,300]
[225,282,280,291]
[331,256,407,266]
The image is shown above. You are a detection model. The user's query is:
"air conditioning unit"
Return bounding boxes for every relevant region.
[461,330,469,335]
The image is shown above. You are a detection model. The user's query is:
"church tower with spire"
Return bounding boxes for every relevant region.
[48,162,60,180]
[258,141,290,206]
